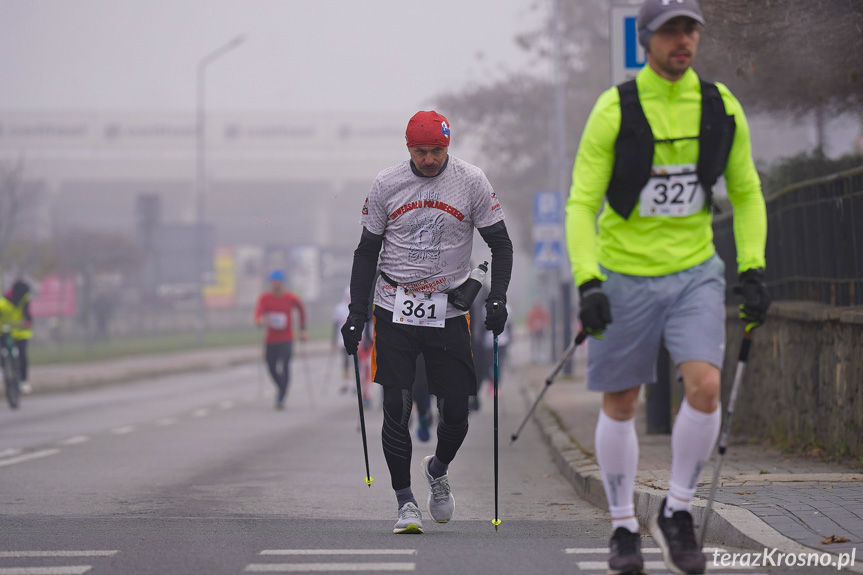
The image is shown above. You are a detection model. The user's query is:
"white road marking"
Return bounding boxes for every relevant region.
[191,408,209,418]
[218,400,235,409]
[110,426,135,435]
[0,552,117,558]
[244,564,415,573]
[260,550,417,556]
[0,448,23,459]
[565,547,726,554]
[0,449,60,468]
[0,567,92,574]
[576,560,760,571]
[155,418,177,426]
[57,436,90,446]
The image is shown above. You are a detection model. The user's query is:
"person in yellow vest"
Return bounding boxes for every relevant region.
[3,280,33,394]
[565,1,769,573]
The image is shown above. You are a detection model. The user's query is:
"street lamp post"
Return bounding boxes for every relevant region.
[195,34,245,342]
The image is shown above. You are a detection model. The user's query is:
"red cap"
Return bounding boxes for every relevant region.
[405,111,451,148]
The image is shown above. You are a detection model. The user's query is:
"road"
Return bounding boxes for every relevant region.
[0,345,846,574]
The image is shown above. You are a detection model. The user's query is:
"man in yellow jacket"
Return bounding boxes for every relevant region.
[565,1,770,573]
[2,280,33,394]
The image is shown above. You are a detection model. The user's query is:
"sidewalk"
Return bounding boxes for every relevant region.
[516,355,863,572]
[28,339,332,394]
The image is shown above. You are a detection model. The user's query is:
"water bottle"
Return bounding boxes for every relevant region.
[451,261,488,311]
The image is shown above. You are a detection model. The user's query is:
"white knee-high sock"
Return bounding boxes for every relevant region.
[595,409,639,533]
[667,398,721,517]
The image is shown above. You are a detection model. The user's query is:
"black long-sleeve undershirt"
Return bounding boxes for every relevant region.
[348,227,383,320]
[478,220,513,303]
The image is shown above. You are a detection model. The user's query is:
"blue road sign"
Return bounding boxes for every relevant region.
[533,191,565,268]
[610,3,645,85]
[534,191,563,225]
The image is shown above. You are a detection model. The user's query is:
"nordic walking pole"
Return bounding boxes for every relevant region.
[492,328,501,531]
[301,339,316,409]
[699,328,753,547]
[351,327,374,487]
[257,329,266,400]
[511,329,587,444]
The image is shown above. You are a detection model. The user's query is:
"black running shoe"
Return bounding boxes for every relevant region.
[649,498,707,574]
[607,527,645,575]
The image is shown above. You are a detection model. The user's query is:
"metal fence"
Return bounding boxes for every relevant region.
[713,165,863,306]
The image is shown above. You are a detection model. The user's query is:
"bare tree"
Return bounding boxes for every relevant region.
[697,0,863,116]
[436,0,610,246]
[436,0,863,242]
[0,158,28,265]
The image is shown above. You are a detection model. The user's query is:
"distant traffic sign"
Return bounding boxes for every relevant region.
[533,191,565,269]
[534,190,563,225]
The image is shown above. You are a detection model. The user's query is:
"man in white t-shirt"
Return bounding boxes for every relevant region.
[341,110,513,534]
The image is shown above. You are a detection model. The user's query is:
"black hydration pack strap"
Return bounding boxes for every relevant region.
[605,78,736,219]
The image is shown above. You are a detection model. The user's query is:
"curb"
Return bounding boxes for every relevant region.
[28,342,333,396]
[528,390,863,573]
[30,354,261,395]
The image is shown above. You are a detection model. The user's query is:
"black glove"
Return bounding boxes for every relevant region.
[484,298,507,336]
[578,279,612,338]
[340,313,366,356]
[735,268,770,331]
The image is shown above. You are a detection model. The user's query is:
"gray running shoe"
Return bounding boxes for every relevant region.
[649,498,706,574]
[421,455,455,523]
[393,502,423,534]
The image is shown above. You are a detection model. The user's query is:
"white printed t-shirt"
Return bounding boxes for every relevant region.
[361,155,504,318]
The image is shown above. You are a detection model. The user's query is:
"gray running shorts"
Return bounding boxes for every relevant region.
[586,254,726,393]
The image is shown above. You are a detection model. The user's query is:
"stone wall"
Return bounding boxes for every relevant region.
[721,301,863,459]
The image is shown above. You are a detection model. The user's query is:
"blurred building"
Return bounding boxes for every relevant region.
[0,110,411,311]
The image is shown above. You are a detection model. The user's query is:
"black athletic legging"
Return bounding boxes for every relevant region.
[15,340,28,381]
[382,386,469,491]
[265,341,293,401]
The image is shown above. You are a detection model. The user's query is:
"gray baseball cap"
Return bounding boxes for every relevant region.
[637,0,705,49]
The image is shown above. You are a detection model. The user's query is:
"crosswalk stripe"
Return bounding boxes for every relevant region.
[0,551,117,558]
[0,567,92,574]
[155,418,177,426]
[110,426,135,435]
[261,550,417,556]
[576,560,761,571]
[565,547,726,554]
[191,408,209,418]
[0,448,23,459]
[0,450,60,468]
[245,564,415,573]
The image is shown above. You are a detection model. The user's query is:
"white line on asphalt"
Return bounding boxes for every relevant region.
[110,426,135,435]
[0,448,23,459]
[576,560,760,571]
[0,552,117,558]
[155,418,177,426]
[191,408,209,418]
[0,449,60,468]
[57,436,90,446]
[0,567,92,574]
[565,547,726,554]
[218,400,235,409]
[244,564,415,573]
[260,550,417,556]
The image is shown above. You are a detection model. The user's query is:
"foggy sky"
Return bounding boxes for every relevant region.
[1,0,541,114]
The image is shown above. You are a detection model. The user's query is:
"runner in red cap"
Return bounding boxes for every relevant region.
[342,110,513,534]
